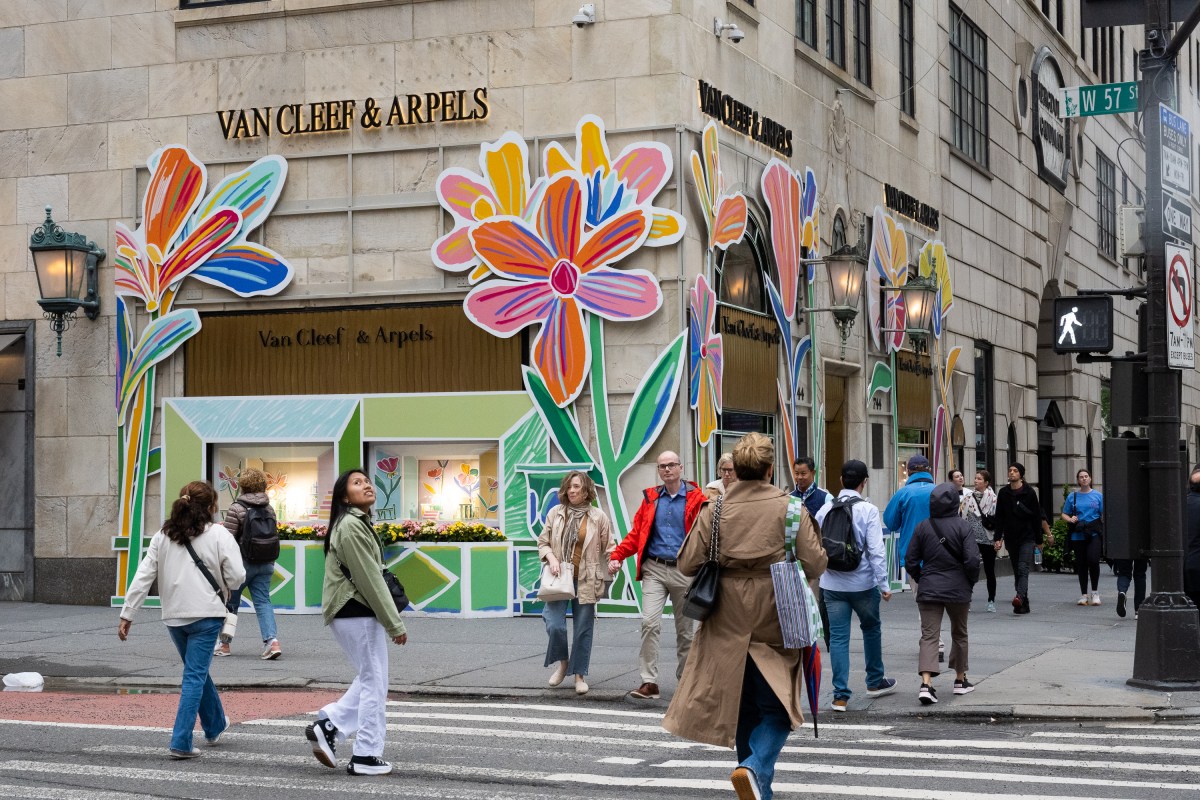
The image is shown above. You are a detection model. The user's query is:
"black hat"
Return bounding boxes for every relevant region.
[841,459,869,485]
[906,454,931,473]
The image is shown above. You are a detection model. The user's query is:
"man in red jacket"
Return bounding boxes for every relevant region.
[608,450,704,700]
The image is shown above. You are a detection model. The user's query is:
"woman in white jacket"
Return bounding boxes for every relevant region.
[118,481,245,759]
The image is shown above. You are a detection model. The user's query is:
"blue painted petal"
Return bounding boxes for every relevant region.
[115,297,132,415]
[189,243,295,297]
[585,170,605,228]
[792,335,811,394]
[765,281,796,396]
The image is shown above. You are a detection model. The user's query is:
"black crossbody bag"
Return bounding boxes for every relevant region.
[333,531,410,615]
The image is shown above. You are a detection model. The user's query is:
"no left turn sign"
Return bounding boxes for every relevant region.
[1165,243,1195,369]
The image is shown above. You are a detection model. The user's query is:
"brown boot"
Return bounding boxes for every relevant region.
[629,682,659,699]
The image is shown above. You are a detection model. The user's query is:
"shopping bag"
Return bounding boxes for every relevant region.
[772,497,823,649]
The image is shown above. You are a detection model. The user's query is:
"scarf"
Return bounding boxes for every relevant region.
[961,486,997,518]
[561,503,590,560]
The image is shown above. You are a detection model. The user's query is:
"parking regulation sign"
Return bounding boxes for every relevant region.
[1166,242,1195,369]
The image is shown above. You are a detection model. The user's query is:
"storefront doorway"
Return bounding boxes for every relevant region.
[0,328,31,601]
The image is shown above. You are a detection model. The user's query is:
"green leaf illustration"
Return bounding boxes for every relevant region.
[616,331,687,469]
[522,366,595,468]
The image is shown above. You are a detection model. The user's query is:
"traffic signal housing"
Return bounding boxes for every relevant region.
[1052,295,1114,353]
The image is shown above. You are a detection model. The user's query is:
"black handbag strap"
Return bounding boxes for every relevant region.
[183,538,224,600]
[707,495,723,561]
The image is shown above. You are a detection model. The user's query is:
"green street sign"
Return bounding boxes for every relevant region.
[1060,82,1139,118]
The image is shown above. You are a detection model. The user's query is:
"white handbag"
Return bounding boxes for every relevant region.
[537,563,576,602]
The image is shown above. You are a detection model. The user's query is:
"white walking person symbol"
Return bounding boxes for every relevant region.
[1058,306,1081,345]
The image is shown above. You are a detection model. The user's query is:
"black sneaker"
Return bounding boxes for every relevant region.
[918,684,938,705]
[866,677,897,698]
[347,755,392,776]
[310,718,338,768]
[304,722,317,743]
[953,678,975,695]
[1117,591,1128,618]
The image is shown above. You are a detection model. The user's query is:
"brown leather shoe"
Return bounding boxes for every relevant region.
[629,682,660,699]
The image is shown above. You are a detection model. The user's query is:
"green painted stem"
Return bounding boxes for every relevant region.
[122,368,156,592]
[587,314,630,537]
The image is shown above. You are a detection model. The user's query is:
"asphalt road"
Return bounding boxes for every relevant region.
[0,690,1197,799]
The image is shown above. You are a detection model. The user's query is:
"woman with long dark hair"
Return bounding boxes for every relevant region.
[960,470,998,612]
[1063,468,1105,606]
[307,469,408,776]
[118,481,245,759]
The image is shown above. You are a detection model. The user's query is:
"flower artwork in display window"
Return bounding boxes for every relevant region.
[211,443,334,525]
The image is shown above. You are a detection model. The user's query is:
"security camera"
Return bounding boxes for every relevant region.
[713,18,745,44]
[573,3,595,27]
[727,26,745,44]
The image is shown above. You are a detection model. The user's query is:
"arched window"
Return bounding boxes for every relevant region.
[716,213,779,314]
[832,210,848,251]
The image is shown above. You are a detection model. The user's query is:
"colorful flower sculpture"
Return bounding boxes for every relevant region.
[691,122,747,251]
[114,146,293,599]
[688,274,723,446]
[760,160,820,318]
[431,133,547,283]
[544,114,684,246]
[918,239,954,338]
[869,206,908,353]
[465,173,659,406]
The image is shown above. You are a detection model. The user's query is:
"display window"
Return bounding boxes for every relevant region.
[211,443,335,525]
[367,442,500,524]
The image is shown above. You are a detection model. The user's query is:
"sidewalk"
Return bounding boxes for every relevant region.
[2,570,1199,721]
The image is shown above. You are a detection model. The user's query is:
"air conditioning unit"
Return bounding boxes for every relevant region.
[1119,205,1145,258]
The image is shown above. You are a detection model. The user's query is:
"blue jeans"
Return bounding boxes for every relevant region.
[166,617,226,752]
[1114,559,1149,609]
[824,587,885,701]
[735,658,791,800]
[226,561,278,643]
[542,598,596,676]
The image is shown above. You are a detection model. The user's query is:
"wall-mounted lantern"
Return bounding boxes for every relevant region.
[29,207,104,357]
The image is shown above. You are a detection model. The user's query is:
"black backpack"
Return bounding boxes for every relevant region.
[239,503,280,564]
[821,496,864,572]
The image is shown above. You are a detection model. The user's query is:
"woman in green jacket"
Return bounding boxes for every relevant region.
[307,469,408,776]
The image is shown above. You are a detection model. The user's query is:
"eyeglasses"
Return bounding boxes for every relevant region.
[719,467,735,474]
[657,462,681,470]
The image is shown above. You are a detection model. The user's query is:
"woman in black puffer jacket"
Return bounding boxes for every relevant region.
[905,482,981,706]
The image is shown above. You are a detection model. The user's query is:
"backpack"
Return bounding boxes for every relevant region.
[821,496,864,572]
[239,503,280,564]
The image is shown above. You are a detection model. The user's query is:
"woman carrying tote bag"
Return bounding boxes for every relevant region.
[537,470,615,695]
[118,481,245,759]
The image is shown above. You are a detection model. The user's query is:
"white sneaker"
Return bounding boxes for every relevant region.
[547,661,567,687]
[1077,595,1089,606]
[1090,592,1102,606]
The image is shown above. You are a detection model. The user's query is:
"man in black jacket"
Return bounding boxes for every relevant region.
[993,462,1053,615]
[1186,467,1200,611]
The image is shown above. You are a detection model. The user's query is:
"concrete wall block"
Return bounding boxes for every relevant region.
[0,28,24,80]
[68,170,124,221]
[303,254,350,286]
[69,0,156,19]
[304,45,395,100]
[33,310,110,378]
[36,435,111,497]
[108,117,188,171]
[148,61,218,118]
[217,51,304,109]
[351,151,395,198]
[3,1,67,26]
[0,76,69,131]
[285,5,414,51]
[523,79,615,138]
[0,179,15,225]
[571,18,650,81]
[490,28,571,89]
[66,375,114,437]
[393,148,441,193]
[24,18,112,77]
[16,174,68,224]
[395,34,488,89]
[110,11,175,69]
[29,124,108,175]
[35,376,67,438]
[177,18,286,63]
[66,494,118,558]
[413,0,533,39]
[68,67,149,124]
[613,74,685,129]
[264,212,347,259]
[352,207,439,253]
[393,250,441,289]
[0,131,29,179]
[34,496,67,558]
[0,224,30,273]
[185,113,268,164]
[304,155,348,200]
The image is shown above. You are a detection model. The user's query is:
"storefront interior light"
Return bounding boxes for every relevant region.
[805,239,867,356]
[29,207,104,358]
[899,273,938,341]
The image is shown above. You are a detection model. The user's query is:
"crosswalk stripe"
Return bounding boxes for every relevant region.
[0,785,159,800]
[383,710,670,734]
[853,736,1200,758]
[545,772,1143,800]
[1032,730,1200,742]
[653,758,1200,792]
[0,720,166,733]
[776,745,1200,774]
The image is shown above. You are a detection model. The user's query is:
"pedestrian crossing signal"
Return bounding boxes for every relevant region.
[1053,295,1113,353]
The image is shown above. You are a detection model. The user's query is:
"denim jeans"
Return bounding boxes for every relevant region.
[1011,540,1035,598]
[1114,559,1149,609]
[824,587,885,700]
[166,617,226,752]
[734,658,791,800]
[226,561,278,643]
[542,597,596,676]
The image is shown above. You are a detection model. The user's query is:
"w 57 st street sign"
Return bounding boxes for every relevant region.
[1061,81,1139,118]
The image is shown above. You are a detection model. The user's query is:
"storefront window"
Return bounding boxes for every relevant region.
[974,341,994,476]
[212,443,335,525]
[368,442,500,524]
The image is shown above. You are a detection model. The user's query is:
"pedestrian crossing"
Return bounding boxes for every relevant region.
[0,698,1198,799]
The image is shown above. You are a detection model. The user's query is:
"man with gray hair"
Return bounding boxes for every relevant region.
[609,451,704,700]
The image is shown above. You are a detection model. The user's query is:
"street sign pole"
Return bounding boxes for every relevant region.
[1130,0,1200,689]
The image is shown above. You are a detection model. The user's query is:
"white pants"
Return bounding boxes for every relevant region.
[639,558,695,684]
[321,616,390,758]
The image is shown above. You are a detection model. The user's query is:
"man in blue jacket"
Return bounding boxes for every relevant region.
[884,454,937,587]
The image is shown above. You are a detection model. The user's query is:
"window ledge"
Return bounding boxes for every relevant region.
[726,0,760,25]
[794,40,876,105]
[899,113,919,134]
[176,0,407,26]
[946,140,995,181]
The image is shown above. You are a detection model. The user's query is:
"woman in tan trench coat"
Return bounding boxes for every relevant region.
[663,433,826,800]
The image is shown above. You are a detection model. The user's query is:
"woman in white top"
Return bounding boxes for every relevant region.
[705,452,738,496]
[118,481,245,759]
[957,469,998,612]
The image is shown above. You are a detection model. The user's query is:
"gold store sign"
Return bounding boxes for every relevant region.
[184,304,523,396]
[217,88,490,140]
[720,306,780,414]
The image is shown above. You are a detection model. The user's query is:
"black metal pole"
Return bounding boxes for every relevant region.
[1130,0,1200,688]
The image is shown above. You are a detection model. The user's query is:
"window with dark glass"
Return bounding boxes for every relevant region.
[1007,423,1018,468]
[180,0,260,7]
[1097,151,1117,260]
[974,341,994,477]
[949,4,989,168]
[716,215,780,314]
[899,0,915,116]
[827,0,846,68]
[853,0,872,86]
[797,0,817,50]
[831,211,848,250]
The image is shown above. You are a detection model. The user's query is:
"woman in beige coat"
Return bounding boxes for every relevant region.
[663,433,826,800]
[537,470,615,695]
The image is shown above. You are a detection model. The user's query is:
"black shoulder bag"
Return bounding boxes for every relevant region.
[680,495,722,621]
[334,530,409,615]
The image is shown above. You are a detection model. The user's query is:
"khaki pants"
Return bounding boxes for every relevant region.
[639,558,695,684]
[918,602,969,677]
